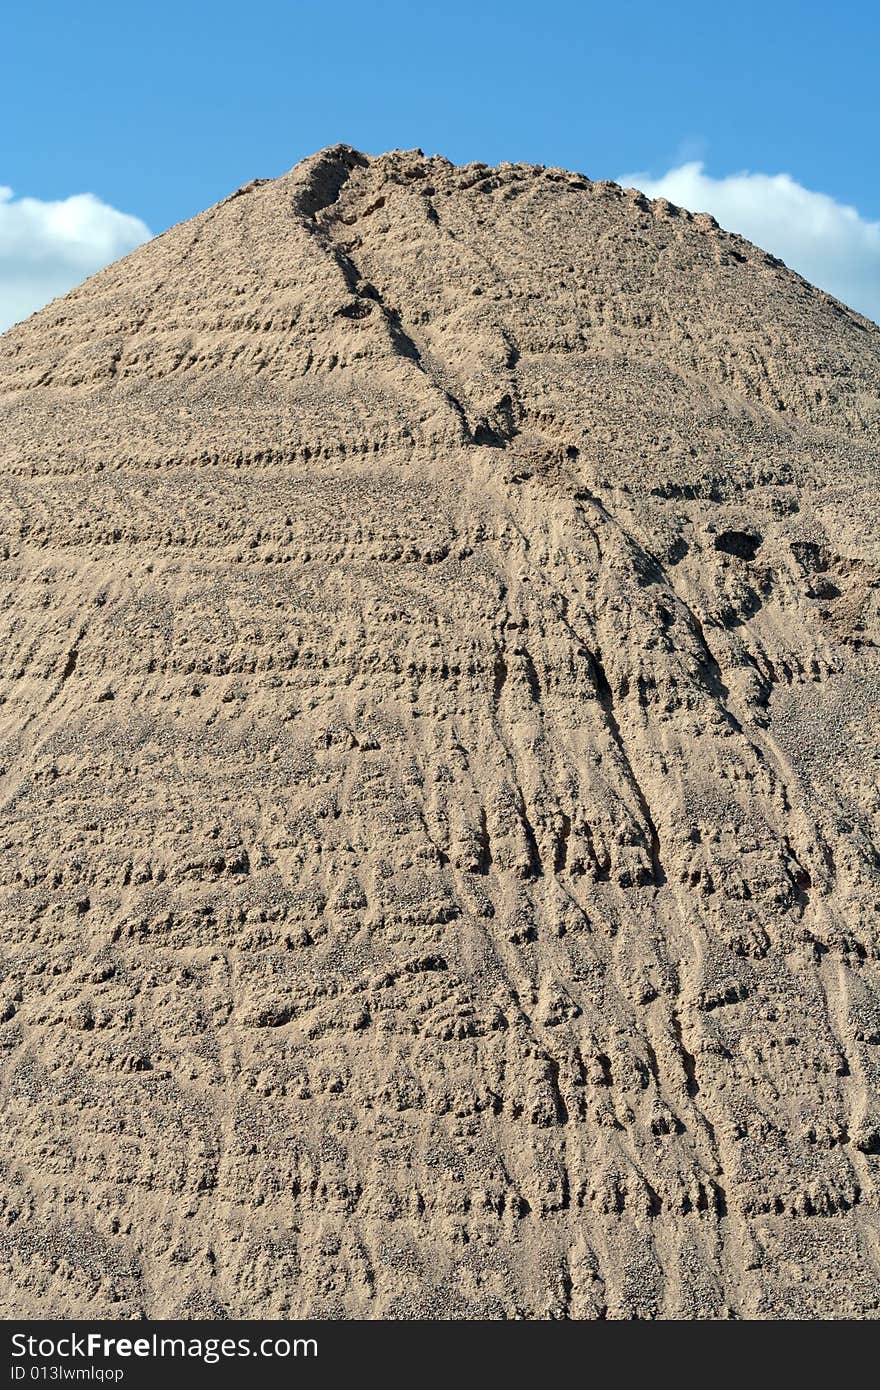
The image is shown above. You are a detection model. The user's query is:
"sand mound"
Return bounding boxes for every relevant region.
[1,145,879,1318]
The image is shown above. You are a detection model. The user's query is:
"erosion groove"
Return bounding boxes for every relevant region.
[0,145,879,1318]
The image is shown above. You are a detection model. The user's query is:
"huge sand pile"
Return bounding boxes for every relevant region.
[1,146,879,1318]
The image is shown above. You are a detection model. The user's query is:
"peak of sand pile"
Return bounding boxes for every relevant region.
[0,148,879,1318]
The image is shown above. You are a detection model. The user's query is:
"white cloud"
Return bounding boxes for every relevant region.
[0,187,151,332]
[619,161,880,325]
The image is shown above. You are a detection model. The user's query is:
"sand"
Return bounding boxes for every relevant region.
[0,145,878,1318]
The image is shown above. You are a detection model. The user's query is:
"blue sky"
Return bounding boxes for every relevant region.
[2,0,879,326]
